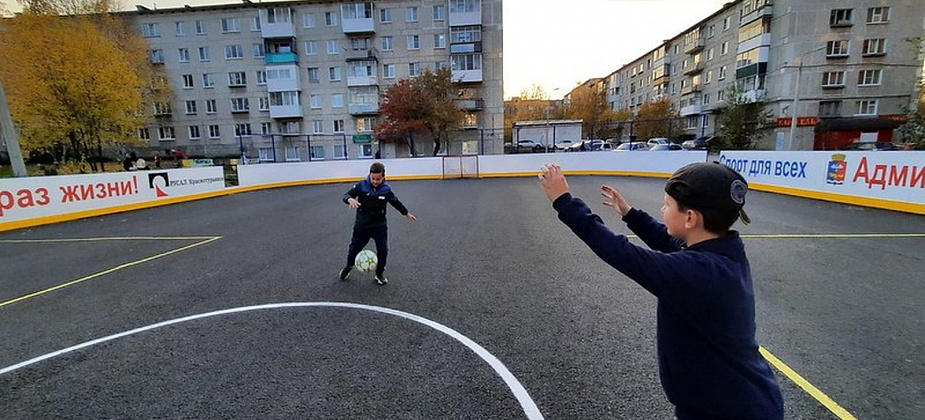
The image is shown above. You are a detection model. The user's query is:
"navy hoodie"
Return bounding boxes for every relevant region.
[553,193,783,420]
[343,177,408,229]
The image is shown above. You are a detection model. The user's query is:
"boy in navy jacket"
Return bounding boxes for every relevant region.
[340,162,416,285]
[538,162,783,420]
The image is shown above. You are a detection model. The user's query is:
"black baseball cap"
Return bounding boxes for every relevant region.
[664,162,751,225]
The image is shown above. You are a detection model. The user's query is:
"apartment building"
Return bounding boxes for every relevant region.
[126,0,502,161]
[604,0,924,150]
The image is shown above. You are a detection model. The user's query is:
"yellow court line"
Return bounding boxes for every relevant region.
[0,236,220,244]
[0,236,221,308]
[760,346,859,420]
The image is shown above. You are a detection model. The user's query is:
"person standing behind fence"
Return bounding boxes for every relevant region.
[339,162,417,285]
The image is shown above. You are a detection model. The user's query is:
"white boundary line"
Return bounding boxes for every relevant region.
[0,302,544,420]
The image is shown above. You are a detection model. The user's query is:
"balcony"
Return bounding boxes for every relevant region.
[682,61,705,75]
[261,12,294,38]
[349,102,379,115]
[653,73,670,84]
[680,83,702,95]
[449,2,481,26]
[346,47,379,61]
[452,69,482,83]
[684,38,705,54]
[265,52,298,65]
[737,33,771,54]
[455,98,484,111]
[741,89,765,103]
[680,104,702,116]
[347,74,378,87]
[270,104,303,119]
[343,17,374,34]
[740,4,773,26]
[450,42,482,54]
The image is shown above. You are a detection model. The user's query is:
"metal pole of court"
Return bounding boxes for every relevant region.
[0,80,27,177]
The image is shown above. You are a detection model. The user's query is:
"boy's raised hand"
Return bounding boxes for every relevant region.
[538,163,570,202]
[601,185,632,217]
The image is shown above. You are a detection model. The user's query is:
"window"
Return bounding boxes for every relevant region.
[252,43,265,58]
[332,93,344,108]
[856,100,878,116]
[325,11,338,26]
[703,93,711,105]
[707,48,714,61]
[269,91,299,107]
[154,102,171,115]
[704,70,712,84]
[256,71,267,85]
[175,22,185,36]
[178,48,190,62]
[206,99,217,114]
[149,50,164,64]
[383,63,395,79]
[327,40,339,55]
[451,26,481,43]
[721,42,728,55]
[251,16,261,31]
[234,123,253,137]
[305,41,317,55]
[188,126,201,140]
[142,23,160,38]
[312,120,324,134]
[303,13,315,28]
[433,5,445,21]
[311,146,325,160]
[221,18,240,33]
[717,90,725,102]
[195,20,207,35]
[858,69,882,86]
[434,34,447,49]
[830,9,853,27]
[451,54,481,71]
[718,66,727,80]
[182,74,194,88]
[158,126,175,140]
[866,7,889,24]
[261,122,272,135]
[202,73,215,88]
[259,148,273,161]
[862,39,886,56]
[310,94,321,109]
[259,97,270,111]
[230,98,250,113]
[357,117,375,132]
[380,8,392,23]
[334,144,346,159]
[381,36,393,51]
[285,146,300,162]
[209,125,220,138]
[138,128,149,140]
[826,40,850,57]
[228,72,247,87]
[407,35,420,50]
[821,71,845,87]
[266,8,290,23]
[307,67,320,83]
[329,67,342,82]
[359,143,373,158]
[406,7,418,22]
[185,100,197,114]
[819,101,842,117]
[198,47,210,61]
[225,45,244,59]
[334,120,345,133]
[723,16,730,31]
[707,25,715,38]
[409,62,422,77]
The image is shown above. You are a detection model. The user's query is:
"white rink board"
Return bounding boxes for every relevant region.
[0,167,225,225]
[478,151,708,176]
[719,151,925,207]
[236,158,444,187]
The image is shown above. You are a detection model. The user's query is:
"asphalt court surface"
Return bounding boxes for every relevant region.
[1,176,923,419]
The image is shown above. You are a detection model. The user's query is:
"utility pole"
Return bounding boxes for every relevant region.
[0,79,27,177]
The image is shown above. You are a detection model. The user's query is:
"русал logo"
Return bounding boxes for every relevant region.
[148,172,170,197]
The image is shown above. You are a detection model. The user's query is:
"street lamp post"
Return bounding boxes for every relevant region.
[544,88,559,153]
[787,46,826,150]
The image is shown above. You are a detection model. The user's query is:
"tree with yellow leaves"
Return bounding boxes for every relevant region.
[561,81,628,139]
[634,97,685,141]
[0,0,168,172]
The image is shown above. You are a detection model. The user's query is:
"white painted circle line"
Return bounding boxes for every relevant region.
[1,302,544,420]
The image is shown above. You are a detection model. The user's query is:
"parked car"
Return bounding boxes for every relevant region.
[615,141,649,151]
[649,143,683,151]
[839,142,900,151]
[568,140,613,152]
[505,139,549,153]
[555,140,577,151]
[646,137,671,147]
[681,136,714,150]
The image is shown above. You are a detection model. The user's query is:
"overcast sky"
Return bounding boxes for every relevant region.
[4,0,732,99]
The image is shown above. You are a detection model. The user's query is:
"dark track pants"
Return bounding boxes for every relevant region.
[346,225,388,276]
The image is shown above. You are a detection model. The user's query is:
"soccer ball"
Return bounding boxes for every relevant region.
[355,249,378,273]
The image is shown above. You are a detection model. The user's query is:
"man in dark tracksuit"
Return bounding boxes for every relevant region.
[538,162,783,420]
[340,162,416,285]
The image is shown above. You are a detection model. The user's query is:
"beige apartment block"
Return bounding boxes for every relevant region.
[125,0,503,162]
[603,0,924,150]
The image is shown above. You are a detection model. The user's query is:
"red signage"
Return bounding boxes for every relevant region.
[777,117,819,127]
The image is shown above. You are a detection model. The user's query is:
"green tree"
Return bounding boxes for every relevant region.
[715,85,771,150]
[0,0,166,171]
[376,67,462,156]
[899,37,925,150]
[634,98,684,140]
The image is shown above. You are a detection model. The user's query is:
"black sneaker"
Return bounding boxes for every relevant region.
[339,266,352,281]
[374,274,388,285]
